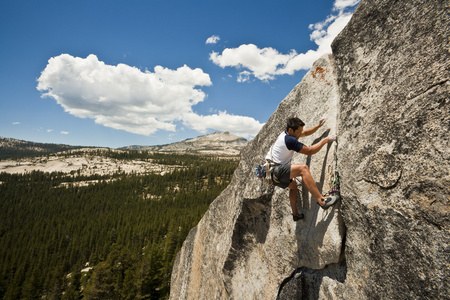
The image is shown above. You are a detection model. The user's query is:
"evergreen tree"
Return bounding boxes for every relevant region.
[0,153,238,299]
[62,271,81,300]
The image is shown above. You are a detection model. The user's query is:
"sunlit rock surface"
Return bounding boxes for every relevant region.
[170,0,449,299]
[332,0,449,298]
[170,53,344,299]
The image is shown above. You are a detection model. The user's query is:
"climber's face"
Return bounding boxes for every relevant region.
[288,126,303,139]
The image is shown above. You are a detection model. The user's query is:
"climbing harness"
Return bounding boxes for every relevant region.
[254,164,266,179]
[254,162,270,193]
[254,131,292,188]
[254,159,281,189]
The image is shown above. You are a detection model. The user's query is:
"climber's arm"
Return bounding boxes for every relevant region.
[299,118,326,137]
[299,135,336,156]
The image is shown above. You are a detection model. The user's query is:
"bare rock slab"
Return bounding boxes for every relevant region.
[332,0,449,298]
[170,54,344,300]
[170,0,449,299]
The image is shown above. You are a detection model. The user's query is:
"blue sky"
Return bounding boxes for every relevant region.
[0,0,360,148]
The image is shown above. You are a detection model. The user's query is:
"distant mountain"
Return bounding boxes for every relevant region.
[0,131,247,161]
[0,137,85,160]
[120,132,248,155]
[0,133,245,176]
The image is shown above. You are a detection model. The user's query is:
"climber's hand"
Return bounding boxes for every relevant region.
[319,117,327,127]
[327,135,337,143]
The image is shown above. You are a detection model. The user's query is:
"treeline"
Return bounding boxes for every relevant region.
[0,155,238,299]
[4,146,236,169]
[0,138,84,160]
[61,149,227,166]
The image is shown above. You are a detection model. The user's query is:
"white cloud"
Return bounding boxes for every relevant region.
[37,54,263,139]
[12,122,20,125]
[47,129,53,132]
[333,0,360,10]
[210,0,360,82]
[210,44,298,82]
[206,35,220,44]
[237,71,252,83]
[308,12,354,51]
[61,131,69,135]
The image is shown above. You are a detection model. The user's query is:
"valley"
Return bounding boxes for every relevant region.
[0,133,242,299]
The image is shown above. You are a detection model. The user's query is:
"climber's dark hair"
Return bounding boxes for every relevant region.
[286,117,305,132]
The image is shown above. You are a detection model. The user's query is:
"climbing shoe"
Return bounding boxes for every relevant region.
[320,194,340,210]
[293,213,305,221]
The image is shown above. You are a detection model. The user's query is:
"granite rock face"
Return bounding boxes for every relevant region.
[170,54,344,299]
[331,0,449,298]
[170,0,449,299]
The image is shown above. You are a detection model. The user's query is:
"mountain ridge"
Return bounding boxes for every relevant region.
[119,131,247,155]
[0,132,245,176]
[1,131,247,160]
[0,137,86,160]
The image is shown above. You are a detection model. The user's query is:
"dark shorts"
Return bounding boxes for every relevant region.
[272,164,292,189]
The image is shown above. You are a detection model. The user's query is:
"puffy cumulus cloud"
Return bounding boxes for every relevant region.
[206,35,220,44]
[210,0,360,82]
[210,44,298,81]
[37,54,263,138]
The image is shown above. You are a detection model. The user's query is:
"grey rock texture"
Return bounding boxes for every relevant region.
[331,0,449,298]
[170,53,344,299]
[170,0,449,299]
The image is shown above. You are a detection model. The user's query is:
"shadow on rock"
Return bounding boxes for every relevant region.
[276,261,347,300]
[222,194,273,284]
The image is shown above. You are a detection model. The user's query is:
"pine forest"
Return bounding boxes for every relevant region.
[0,151,239,299]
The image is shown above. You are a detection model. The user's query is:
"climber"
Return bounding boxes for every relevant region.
[265,117,340,221]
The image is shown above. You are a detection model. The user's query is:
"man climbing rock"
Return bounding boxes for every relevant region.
[265,117,340,221]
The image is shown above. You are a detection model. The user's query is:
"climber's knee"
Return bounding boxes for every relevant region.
[288,180,297,190]
[290,164,310,179]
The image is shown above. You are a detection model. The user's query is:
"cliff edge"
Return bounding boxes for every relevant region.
[170,0,449,299]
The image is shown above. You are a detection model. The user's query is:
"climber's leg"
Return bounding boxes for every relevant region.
[288,181,300,215]
[290,164,326,206]
[288,181,304,221]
